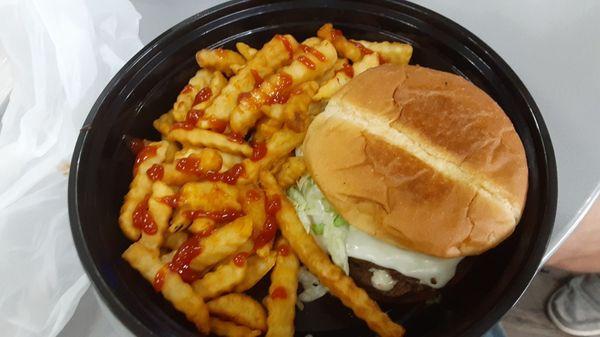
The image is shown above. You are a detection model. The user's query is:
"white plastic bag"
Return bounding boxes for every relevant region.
[0,0,143,336]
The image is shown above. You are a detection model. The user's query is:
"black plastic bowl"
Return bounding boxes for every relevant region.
[68,1,557,336]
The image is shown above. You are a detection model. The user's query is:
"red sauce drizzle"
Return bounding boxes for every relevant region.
[181,84,193,94]
[237,92,252,104]
[331,28,344,41]
[227,132,245,144]
[168,234,203,283]
[246,189,263,202]
[208,118,228,133]
[175,158,245,184]
[153,266,167,291]
[278,244,291,256]
[132,196,157,235]
[133,145,158,174]
[253,195,281,249]
[276,35,294,59]
[193,87,212,106]
[160,194,180,208]
[297,55,316,70]
[128,138,145,155]
[172,109,203,130]
[271,286,287,299]
[146,164,164,181]
[233,252,250,267]
[350,40,373,55]
[185,209,245,224]
[251,142,267,161]
[340,62,354,78]
[299,45,326,62]
[251,69,263,88]
[266,72,293,105]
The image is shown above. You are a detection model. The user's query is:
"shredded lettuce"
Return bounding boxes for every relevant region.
[287,175,350,275]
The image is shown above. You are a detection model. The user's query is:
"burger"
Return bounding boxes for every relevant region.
[287,64,528,303]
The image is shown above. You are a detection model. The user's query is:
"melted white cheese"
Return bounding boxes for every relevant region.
[346,226,462,288]
[369,268,398,291]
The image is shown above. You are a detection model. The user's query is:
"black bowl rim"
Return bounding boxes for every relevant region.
[68,0,558,336]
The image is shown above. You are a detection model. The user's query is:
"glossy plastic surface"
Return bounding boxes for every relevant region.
[69,1,557,336]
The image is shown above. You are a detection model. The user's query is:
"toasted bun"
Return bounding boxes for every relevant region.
[303,64,528,258]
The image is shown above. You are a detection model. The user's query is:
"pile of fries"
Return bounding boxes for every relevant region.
[119,23,412,337]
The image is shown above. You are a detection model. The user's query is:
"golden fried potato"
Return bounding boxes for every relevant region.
[179,181,241,212]
[356,40,412,65]
[253,118,283,143]
[119,141,171,241]
[240,186,267,237]
[207,293,267,332]
[229,39,337,135]
[190,216,253,271]
[352,52,380,74]
[262,81,318,132]
[171,69,214,122]
[210,318,261,337]
[189,217,215,234]
[154,111,175,137]
[168,208,191,233]
[138,181,176,250]
[193,258,247,299]
[264,238,299,337]
[259,172,405,337]
[236,42,258,61]
[260,128,305,168]
[234,252,277,292]
[220,151,244,170]
[317,23,368,62]
[164,231,189,250]
[122,243,210,334]
[196,48,246,77]
[276,157,306,189]
[314,52,380,101]
[204,35,299,122]
[168,128,253,157]
[190,71,228,115]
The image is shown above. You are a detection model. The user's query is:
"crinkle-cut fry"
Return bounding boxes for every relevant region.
[240,185,267,238]
[356,40,413,65]
[168,128,253,157]
[229,39,337,135]
[276,157,306,189]
[210,318,261,337]
[207,293,267,332]
[204,35,299,122]
[189,217,215,234]
[220,151,244,170]
[253,118,282,143]
[352,52,380,75]
[190,216,253,271]
[264,238,299,337]
[259,172,405,337]
[236,42,257,61]
[122,242,210,334]
[192,258,247,299]
[314,53,381,101]
[162,163,197,186]
[234,251,277,292]
[169,208,191,233]
[119,141,170,241]
[138,182,176,250]
[164,231,189,250]
[191,71,228,113]
[171,69,214,122]
[317,58,346,85]
[262,81,318,132]
[237,128,304,184]
[317,23,367,62]
[154,111,175,137]
[180,181,241,212]
[196,48,246,77]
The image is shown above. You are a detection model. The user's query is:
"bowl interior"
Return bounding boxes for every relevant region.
[70,1,556,336]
